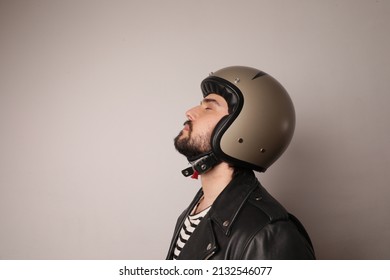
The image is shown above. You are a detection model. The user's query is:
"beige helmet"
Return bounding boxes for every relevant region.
[201,66,295,172]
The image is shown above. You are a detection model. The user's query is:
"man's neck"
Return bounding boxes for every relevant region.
[197,162,234,212]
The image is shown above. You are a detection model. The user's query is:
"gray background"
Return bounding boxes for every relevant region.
[1,0,389,259]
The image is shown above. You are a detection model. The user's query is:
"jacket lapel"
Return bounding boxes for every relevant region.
[176,216,218,260]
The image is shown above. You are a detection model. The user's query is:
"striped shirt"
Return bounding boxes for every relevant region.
[173,205,211,260]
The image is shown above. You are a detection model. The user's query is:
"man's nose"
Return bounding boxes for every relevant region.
[185,106,199,121]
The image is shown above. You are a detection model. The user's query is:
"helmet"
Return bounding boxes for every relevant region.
[201,66,295,172]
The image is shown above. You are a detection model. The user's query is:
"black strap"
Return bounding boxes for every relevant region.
[181,153,221,177]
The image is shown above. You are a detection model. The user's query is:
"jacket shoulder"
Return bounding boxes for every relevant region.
[240,183,315,259]
[247,182,289,223]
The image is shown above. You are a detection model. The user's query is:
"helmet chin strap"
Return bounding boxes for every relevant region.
[181,152,221,179]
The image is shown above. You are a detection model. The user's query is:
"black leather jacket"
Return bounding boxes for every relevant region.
[166,170,315,260]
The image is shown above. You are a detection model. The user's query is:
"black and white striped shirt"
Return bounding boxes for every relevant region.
[173,206,211,260]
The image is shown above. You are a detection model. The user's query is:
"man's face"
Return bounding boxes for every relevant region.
[174,93,229,159]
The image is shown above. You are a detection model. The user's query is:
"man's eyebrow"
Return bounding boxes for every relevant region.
[200,98,221,106]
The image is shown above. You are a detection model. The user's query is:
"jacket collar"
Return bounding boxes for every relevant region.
[208,170,259,236]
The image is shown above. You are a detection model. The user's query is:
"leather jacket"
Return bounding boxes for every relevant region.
[166,170,315,260]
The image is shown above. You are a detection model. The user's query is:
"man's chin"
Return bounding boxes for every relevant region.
[174,142,201,160]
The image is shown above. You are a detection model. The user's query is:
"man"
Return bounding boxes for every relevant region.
[166,66,315,260]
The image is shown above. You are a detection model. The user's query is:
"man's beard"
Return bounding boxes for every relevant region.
[174,121,212,160]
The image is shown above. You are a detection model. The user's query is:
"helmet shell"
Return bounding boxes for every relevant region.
[201,66,295,172]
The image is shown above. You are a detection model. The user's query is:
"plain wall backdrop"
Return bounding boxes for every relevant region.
[0,0,389,259]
